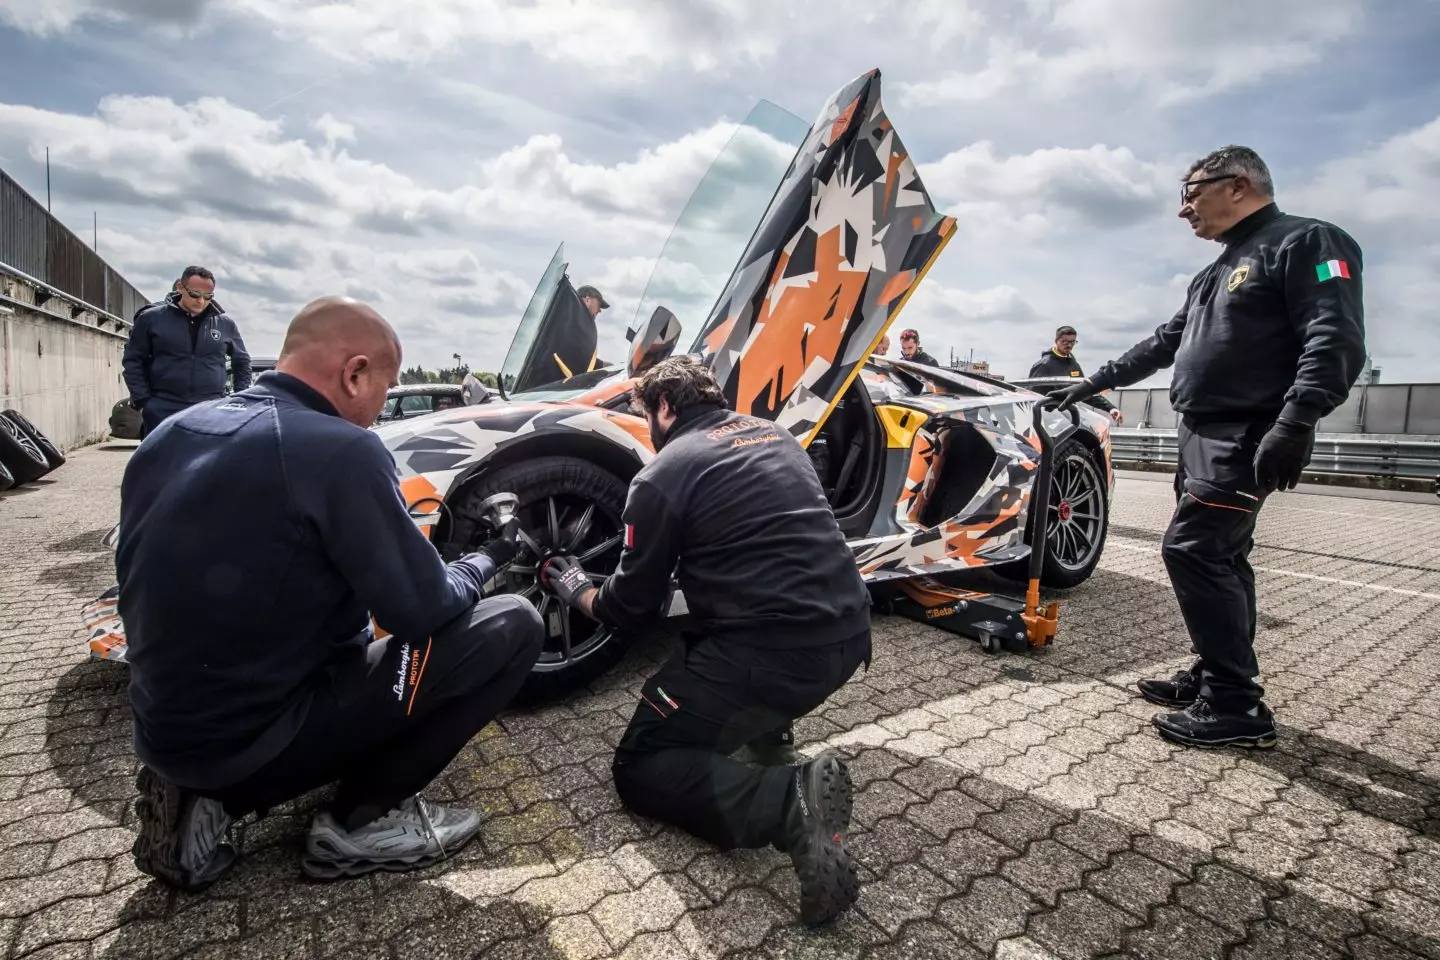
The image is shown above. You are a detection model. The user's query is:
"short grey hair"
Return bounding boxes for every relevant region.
[1185,145,1273,199]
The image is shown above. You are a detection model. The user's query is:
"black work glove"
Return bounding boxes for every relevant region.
[1254,418,1314,494]
[478,515,523,567]
[1046,380,1099,411]
[540,555,592,610]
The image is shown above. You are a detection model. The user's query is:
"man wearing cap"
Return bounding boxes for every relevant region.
[576,285,610,319]
[897,328,937,366]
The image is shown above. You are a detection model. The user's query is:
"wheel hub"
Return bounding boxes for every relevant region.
[1057,498,1073,523]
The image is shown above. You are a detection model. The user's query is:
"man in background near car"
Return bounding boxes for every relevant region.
[539,356,871,927]
[1030,326,1124,424]
[576,284,609,320]
[122,266,252,437]
[873,334,890,357]
[897,328,937,365]
[1049,145,1365,751]
[576,284,612,368]
[119,296,545,891]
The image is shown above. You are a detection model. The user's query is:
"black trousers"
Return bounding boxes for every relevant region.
[206,596,544,830]
[1162,417,1272,711]
[611,629,871,850]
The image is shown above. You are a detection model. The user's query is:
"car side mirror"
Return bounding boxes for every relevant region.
[627,306,683,378]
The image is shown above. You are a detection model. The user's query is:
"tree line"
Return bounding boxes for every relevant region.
[399,359,499,388]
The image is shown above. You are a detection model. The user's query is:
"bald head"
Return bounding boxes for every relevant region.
[275,297,402,427]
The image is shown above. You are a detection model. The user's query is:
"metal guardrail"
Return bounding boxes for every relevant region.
[1,168,149,325]
[1111,429,1440,482]
[1106,384,1440,437]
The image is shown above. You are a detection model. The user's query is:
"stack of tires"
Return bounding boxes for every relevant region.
[0,410,66,492]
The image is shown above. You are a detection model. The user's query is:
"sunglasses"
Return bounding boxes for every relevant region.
[1180,174,1237,205]
[181,287,214,300]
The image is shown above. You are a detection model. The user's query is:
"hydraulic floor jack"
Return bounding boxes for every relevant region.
[876,401,1077,655]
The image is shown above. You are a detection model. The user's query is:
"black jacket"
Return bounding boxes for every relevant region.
[591,403,870,647]
[1029,350,1084,378]
[1090,204,1366,426]
[117,372,495,789]
[904,349,938,366]
[1028,351,1114,412]
[123,292,252,406]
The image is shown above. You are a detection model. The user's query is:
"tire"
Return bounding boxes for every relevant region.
[999,437,1109,589]
[446,455,635,701]
[0,413,54,485]
[0,458,13,492]
[1,410,65,469]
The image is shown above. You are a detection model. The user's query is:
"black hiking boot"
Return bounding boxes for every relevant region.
[780,752,859,926]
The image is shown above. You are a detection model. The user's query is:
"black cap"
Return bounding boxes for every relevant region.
[576,285,610,309]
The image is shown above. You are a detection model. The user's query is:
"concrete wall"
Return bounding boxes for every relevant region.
[1,270,129,452]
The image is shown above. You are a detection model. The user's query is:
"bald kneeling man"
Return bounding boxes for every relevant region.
[117,297,545,889]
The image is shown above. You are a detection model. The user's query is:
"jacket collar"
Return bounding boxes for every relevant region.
[254,371,343,419]
[1219,202,1282,246]
[663,401,729,440]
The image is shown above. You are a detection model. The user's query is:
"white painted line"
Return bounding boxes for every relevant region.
[1120,485,1440,526]
[1106,539,1440,601]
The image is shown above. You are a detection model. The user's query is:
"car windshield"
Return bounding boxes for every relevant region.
[625,100,810,358]
[501,242,566,393]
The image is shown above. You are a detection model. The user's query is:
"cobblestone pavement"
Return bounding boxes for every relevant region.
[2,445,1438,960]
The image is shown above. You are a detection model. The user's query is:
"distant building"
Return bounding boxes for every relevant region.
[947,348,996,378]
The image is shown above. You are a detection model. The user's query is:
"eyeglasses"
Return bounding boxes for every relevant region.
[1181,174,1237,205]
[182,288,214,300]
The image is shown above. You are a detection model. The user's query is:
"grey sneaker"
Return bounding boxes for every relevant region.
[301,795,481,880]
[132,766,237,891]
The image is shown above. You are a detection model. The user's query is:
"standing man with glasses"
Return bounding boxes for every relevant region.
[1048,146,1366,750]
[1028,326,1123,424]
[123,266,252,437]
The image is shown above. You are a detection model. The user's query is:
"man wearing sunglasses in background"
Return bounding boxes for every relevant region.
[123,265,252,437]
[1048,146,1366,750]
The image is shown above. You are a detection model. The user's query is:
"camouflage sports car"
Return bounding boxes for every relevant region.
[86,69,1115,697]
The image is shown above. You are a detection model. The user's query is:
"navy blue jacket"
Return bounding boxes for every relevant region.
[116,372,494,789]
[123,292,252,407]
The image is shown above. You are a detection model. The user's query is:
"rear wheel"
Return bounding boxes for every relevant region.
[1000,437,1108,589]
[0,413,54,485]
[447,456,634,701]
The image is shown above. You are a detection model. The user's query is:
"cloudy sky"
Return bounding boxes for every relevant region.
[1,0,1436,385]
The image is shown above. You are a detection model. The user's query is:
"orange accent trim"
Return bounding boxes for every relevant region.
[406,636,433,716]
[799,215,958,448]
[1184,493,1253,513]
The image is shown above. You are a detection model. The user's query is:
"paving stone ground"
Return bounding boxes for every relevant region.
[2,444,1438,959]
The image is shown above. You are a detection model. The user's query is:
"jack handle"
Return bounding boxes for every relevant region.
[1021,398,1079,646]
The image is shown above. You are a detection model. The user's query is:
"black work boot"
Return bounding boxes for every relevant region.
[1137,661,1202,708]
[780,752,859,926]
[739,725,800,766]
[132,766,237,891]
[1152,699,1277,749]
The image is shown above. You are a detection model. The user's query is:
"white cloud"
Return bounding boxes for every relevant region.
[0,93,783,253]
[921,141,1173,236]
[901,0,1363,106]
[0,0,212,34]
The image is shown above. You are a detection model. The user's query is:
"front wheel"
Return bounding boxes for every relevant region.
[446,455,635,701]
[999,437,1109,589]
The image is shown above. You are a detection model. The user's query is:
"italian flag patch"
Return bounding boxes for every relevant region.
[1315,259,1351,282]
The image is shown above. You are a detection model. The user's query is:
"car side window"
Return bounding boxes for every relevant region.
[398,395,432,416]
